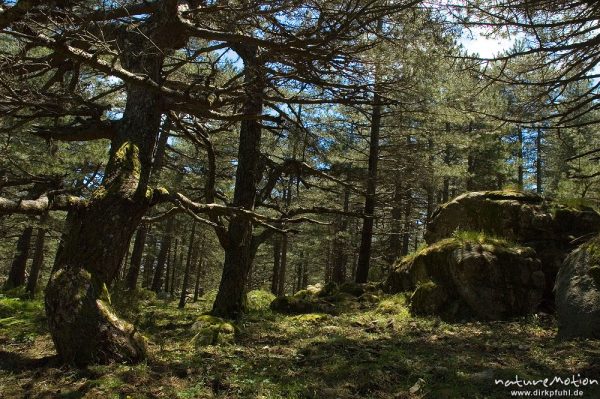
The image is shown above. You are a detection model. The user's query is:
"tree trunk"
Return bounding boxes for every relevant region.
[401,189,413,257]
[125,224,148,290]
[193,259,203,302]
[536,128,543,194]
[5,226,33,290]
[44,32,164,365]
[271,236,281,295]
[331,182,350,284]
[172,237,183,297]
[165,238,177,295]
[517,127,524,190]
[142,236,156,289]
[356,88,381,283]
[179,223,196,308]
[26,223,46,295]
[151,217,174,293]
[277,233,288,296]
[212,46,264,319]
[388,177,403,264]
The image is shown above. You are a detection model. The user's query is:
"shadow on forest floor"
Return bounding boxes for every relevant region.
[1,292,599,398]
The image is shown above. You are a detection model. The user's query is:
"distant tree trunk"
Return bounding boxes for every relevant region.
[536,128,543,194]
[179,223,196,308]
[388,179,403,264]
[356,69,382,283]
[301,254,308,289]
[277,232,288,296]
[271,236,281,295]
[517,127,524,190]
[401,189,413,256]
[125,224,148,290]
[151,218,175,294]
[193,259,203,302]
[142,236,156,289]
[355,20,383,284]
[26,223,47,295]
[172,237,183,297]
[212,46,265,319]
[165,238,177,295]
[324,235,333,284]
[295,262,303,292]
[331,181,350,284]
[425,138,435,225]
[4,226,33,290]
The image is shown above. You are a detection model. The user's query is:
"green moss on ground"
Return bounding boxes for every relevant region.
[1,292,600,398]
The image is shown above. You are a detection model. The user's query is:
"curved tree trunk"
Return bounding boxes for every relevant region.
[44,31,163,366]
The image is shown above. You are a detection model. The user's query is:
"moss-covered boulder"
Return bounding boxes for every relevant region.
[422,190,600,305]
[270,282,382,315]
[270,291,337,315]
[387,232,545,321]
[425,190,548,244]
[555,236,600,339]
[191,315,237,346]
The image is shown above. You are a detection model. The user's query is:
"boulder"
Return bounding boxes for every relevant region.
[555,237,600,339]
[191,315,236,346]
[424,190,549,244]
[422,190,600,304]
[387,232,546,321]
[270,282,383,315]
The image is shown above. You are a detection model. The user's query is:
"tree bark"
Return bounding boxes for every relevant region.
[26,223,46,295]
[4,226,33,290]
[212,45,264,319]
[44,28,165,365]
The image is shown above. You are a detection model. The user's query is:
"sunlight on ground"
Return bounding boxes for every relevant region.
[1,292,599,399]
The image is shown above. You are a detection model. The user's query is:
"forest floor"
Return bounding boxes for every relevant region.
[1,291,599,399]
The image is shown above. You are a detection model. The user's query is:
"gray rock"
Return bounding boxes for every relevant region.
[555,237,600,339]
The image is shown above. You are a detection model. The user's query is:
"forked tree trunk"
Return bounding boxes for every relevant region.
[44,33,163,365]
[212,45,264,319]
[4,226,33,290]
